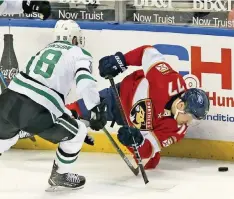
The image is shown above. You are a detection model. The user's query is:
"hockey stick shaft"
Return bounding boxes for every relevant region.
[78,115,139,175]
[108,77,149,184]
[102,127,139,176]
[0,72,7,89]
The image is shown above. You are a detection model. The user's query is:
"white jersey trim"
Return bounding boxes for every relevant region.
[142,47,166,75]
[177,124,187,135]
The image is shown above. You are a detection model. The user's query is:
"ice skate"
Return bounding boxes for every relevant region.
[46,161,86,192]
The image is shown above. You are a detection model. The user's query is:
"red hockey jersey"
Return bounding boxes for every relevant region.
[120,45,188,169]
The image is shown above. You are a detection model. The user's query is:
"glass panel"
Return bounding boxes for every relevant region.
[125,0,234,29]
[0,0,116,22]
[50,0,116,21]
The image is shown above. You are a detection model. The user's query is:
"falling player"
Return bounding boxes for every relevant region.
[0,19,107,190]
[67,45,210,170]
[0,0,51,20]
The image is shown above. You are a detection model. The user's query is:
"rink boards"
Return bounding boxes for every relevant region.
[1,19,234,161]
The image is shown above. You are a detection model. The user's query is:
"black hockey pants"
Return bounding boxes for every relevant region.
[0,89,77,143]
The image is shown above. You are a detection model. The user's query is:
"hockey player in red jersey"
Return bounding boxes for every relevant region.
[66,45,210,170]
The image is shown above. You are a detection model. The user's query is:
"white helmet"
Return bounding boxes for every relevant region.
[54,20,83,45]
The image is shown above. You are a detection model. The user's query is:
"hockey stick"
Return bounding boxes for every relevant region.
[102,127,139,176]
[0,71,7,90]
[79,115,139,175]
[108,77,149,184]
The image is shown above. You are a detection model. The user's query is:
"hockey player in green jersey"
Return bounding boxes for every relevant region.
[0,20,107,191]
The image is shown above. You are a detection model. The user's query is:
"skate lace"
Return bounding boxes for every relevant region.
[19,130,31,139]
[66,173,80,183]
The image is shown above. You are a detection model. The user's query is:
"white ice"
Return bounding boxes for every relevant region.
[1,149,234,199]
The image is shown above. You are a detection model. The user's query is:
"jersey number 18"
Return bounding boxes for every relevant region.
[26,49,62,78]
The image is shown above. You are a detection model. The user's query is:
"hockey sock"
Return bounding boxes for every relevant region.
[54,120,87,174]
[55,146,80,174]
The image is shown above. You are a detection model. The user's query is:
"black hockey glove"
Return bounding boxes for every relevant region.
[89,98,108,131]
[22,0,51,20]
[99,52,127,78]
[117,126,144,147]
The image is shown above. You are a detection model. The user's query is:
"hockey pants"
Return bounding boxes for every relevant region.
[0,89,87,173]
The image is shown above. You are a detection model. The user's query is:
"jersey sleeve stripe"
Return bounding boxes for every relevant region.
[81,48,92,57]
[148,131,162,150]
[177,124,187,135]
[76,74,96,85]
[57,118,78,135]
[145,61,166,75]
[75,67,91,75]
[142,47,166,75]
[141,131,162,158]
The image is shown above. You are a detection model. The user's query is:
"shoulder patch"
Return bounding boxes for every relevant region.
[155,63,171,74]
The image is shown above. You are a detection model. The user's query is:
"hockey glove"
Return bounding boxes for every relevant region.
[117,126,144,147]
[22,0,51,20]
[99,52,127,78]
[89,98,108,131]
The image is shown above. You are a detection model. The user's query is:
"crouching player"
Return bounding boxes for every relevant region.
[67,45,210,170]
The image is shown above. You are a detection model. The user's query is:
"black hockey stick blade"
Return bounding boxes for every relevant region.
[103,127,139,176]
[108,77,149,184]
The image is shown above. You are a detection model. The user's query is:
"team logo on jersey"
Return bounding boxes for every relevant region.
[130,99,153,131]
[155,63,170,74]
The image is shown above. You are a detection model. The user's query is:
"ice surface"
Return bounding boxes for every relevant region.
[1,149,234,199]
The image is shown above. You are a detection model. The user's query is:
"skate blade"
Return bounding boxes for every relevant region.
[45,185,84,192]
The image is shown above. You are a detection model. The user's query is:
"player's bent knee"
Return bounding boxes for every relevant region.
[0,134,19,154]
[59,119,87,154]
[75,119,87,141]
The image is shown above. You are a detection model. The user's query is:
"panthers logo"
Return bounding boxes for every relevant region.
[130,99,153,131]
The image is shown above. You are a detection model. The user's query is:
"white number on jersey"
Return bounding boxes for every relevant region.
[168,78,185,96]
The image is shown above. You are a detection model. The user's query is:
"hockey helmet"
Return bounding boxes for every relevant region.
[54,20,82,45]
[180,88,210,120]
